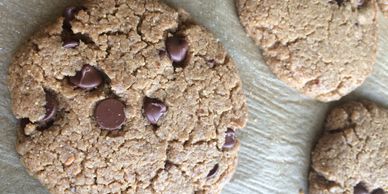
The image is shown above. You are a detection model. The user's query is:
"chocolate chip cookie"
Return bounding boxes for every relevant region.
[8,0,248,193]
[309,101,388,194]
[236,0,378,102]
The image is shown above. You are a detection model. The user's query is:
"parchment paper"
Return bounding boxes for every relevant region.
[0,1,387,194]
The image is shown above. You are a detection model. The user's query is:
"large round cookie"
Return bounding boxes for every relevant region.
[236,0,378,102]
[8,0,248,193]
[309,101,388,194]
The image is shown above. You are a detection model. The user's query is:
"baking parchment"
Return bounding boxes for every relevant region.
[0,0,387,194]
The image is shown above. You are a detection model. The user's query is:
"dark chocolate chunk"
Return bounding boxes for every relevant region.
[328,0,344,6]
[69,64,103,90]
[40,92,58,123]
[356,0,365,8]
[166,36,189,63]
[223,128,237,149]
[354,183,369,194]
[62,6,85,48]
[207,164,219,179]
[95,98,126,130]
[64,7,78,21]
[62,28,80,48]
[143,97,167,125]
[371,189,386,194]
[63,6,84,30]
[63,36,80,48]
[164,160,174,170]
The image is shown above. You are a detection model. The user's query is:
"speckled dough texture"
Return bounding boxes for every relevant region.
[309,101,388,194]
[236,0,378,102]
[7,0,248,193]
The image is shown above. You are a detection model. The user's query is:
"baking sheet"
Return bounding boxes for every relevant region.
[0,0,387,193]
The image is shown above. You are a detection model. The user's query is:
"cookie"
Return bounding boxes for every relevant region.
[309,101,388,194]
[236,0,378,102]
[8,0,248,193]
[377,0,388,17]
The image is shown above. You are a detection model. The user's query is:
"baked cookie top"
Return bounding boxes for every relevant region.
[310,101,388,194]
[8,0,248,193]
[236,0,378,102]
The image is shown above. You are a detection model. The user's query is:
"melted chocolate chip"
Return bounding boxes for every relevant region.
[166,36,189,63]
[63,6,84,30]
[20,118,30,129]
[40,92,58,123]
[371,189,386,194]
[207,164,219,179]
[62,26,80,49]
[328,0,344,6]
[143,97,167,125]
[62,6,85,49]
[356,0,365,8]
[69,64,103,90]
[64,7,78,20]
[62,35,80,48]
[354,183,369,194]
[223,128,237,149]
[94,98,126,130]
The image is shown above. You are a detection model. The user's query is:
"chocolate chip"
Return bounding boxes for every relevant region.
[63,36,80,48]
[371,189,386,194]
[20,118,30,128]
[143,97,167,125]
[166,36,189,63]
[62,6,86,49]
[64,7,78,20]
[223,128,237,149]
[328,0,344,6]
[164,160,174,170]
[40,92,58,123]
[69,65,103,90]
[354,183,369,194]
[356,0,365,8]
[94,98,126,130]
[62,28,80,49]
[207,164,219,179]
[63,6,84,30]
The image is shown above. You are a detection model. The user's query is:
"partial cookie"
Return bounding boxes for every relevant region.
[309,101,388,194]
[8,0,248,193]
[236,0,378,102]
[377,0,388,17]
